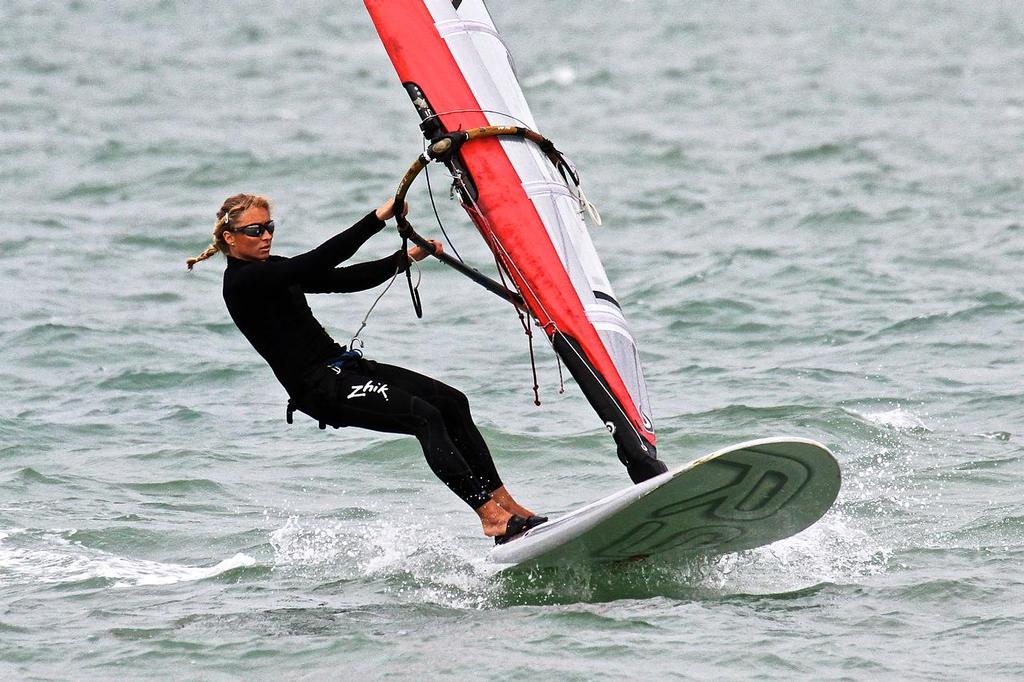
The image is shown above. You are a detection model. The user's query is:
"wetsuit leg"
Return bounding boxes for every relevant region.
[365,362,503,493]
[299,364,493,509]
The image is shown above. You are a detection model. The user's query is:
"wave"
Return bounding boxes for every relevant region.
[0,527,255,588]
[522,65,576,88]
[864,296,1023,339]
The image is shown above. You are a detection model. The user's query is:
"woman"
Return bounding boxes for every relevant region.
[188,193,545,543]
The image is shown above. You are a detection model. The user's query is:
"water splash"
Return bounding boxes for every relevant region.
[269,514,492,609]
[847,405,932,431]
[699,511,890,592]
[489,505,889,606]
[262,502,887,608]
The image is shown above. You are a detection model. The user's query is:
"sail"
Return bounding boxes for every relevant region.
[365,0,665,481]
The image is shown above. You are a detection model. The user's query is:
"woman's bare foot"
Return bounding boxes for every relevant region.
[476,499,514,537]
[489,486,535,518]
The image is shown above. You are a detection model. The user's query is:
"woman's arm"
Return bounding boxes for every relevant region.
[301,250,407,293]
[301,240,443,294]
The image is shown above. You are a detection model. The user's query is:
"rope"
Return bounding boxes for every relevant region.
[492,249,541,406]
[423,141,465,263]
[421,108,534,130]
[348,258,419,351]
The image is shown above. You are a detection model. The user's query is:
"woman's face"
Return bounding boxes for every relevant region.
[223,205,273,262]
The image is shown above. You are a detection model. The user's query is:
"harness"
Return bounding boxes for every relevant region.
[285,348,365,430]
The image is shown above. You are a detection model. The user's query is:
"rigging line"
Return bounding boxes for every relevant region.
[491,245,542,406]
[456,182,544,405]
[422,108,533,130]
[348,258,420,351]
[458,182,648,447]
[422,141,465,263]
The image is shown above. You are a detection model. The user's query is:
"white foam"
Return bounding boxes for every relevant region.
[269,515,490,608]
[706,511,891,593]
[849,406,931,431]
[649,504,885,591]
[0,528,255,588]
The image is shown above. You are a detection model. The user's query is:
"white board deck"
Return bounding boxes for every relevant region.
[488,437,841,567]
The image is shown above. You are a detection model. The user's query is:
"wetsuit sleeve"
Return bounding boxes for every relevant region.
[234,211,387,290]
[301,250,410,293]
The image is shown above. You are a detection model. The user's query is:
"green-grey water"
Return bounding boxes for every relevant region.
[3,1,1023,679]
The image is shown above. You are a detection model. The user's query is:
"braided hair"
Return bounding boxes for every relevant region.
[186,193,270,270]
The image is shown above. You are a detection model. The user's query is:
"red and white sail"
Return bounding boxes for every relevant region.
[366,0,664,478]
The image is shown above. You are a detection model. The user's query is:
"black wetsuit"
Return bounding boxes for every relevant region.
[222,210,500,509]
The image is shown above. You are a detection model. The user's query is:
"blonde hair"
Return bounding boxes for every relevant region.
[186,193,271,270]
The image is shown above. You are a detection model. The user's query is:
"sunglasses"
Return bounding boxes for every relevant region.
[228,220,275,237]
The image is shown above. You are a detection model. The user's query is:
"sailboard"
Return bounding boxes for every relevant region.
[489,438,841,568]
[364,3,841,564]
[365,0,666,482]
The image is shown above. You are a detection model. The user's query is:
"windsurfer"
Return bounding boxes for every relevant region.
[187,193,546,544]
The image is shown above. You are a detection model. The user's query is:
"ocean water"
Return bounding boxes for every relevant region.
[2,0,1023,679]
